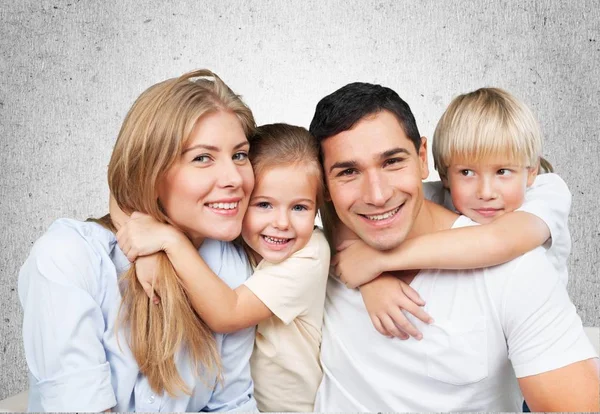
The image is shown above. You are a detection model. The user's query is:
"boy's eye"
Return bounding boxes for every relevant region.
[233,151,249,162]
[497,169,512,176]
[193,154,212,163]
[256,201,272,209]
[337,168,358,177]
[292,204,308,212]
[459,169,474,177]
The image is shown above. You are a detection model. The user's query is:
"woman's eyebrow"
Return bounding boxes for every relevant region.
[183,141,248,154]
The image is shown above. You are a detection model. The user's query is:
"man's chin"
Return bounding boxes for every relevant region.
[357,231,405,251]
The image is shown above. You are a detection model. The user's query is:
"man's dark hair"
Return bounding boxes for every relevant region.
[309,82,421,152]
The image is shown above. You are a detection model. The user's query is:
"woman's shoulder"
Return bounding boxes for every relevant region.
[199,238,251,289]
[21,218,116,289]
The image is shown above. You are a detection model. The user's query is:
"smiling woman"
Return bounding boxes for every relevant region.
[17,70,258,412]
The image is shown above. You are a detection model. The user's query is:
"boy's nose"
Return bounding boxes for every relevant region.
[477,178,497,200]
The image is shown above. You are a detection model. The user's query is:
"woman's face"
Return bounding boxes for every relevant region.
[158,110,254,246]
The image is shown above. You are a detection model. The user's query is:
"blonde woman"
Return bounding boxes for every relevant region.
[18,70,258,412]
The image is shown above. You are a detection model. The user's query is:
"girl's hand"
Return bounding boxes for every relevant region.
[116,212,184,262]
[332,239,385,288]
[135,255,161,304]
[359,273,433,340]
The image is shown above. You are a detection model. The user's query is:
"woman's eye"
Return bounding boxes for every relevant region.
[233,151,249,162]
[193,154,212,163]
[292,204,308,212]
[256,202,272,209]
[460,169,474,177]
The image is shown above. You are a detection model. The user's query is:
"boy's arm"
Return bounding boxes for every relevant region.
[335,211,550,289]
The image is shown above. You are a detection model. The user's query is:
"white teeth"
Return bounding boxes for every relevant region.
[263,235,291,244]
[207,202,238,210]
[364,206,401,221]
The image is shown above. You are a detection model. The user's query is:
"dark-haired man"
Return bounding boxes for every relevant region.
[309,82,599,411]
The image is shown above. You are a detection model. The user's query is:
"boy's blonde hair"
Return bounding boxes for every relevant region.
[433,87,551,179]
[91,69,255,396]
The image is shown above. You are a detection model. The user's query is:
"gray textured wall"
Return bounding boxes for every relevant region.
[1,0,598,399]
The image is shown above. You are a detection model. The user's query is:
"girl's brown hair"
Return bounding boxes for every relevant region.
[90,69,255,396]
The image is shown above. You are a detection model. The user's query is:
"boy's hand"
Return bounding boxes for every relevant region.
[116,212,185,263]
[359,273,433,340]
[332,239,384,288]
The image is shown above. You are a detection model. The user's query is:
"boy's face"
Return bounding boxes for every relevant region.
[322,110,429,251]
[444,159,537,224]
[242,163,318,264]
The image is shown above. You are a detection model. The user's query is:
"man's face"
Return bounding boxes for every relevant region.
[322,110,429,251]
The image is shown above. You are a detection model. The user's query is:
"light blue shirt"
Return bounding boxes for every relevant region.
[19,218,257,412]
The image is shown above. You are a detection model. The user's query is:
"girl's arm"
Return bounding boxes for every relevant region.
[334,211,550,288]
[117,213,272,333]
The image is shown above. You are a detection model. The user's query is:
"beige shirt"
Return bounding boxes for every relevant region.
[244,228,330,412]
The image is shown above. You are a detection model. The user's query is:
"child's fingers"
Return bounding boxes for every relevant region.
[141,282,155,301]
[380,314,410,340]
[387,308,423,340]
[330,254,339,266]
[370,315,392,338]
[402,301,434,325]
[400,282,425,306]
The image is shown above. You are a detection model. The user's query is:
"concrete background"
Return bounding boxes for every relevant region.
[1,0,598,399]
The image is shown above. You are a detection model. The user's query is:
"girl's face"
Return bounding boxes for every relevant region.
[242,163,318,264]
[158,110,255,247]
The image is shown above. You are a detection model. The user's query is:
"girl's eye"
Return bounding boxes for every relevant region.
[256,202,272,209]
[337,168,357,177]
[497,169,512,176]
[292,204,308,212]
[460,169,474,177]
[233,151,249,162]
[193,154,212,163]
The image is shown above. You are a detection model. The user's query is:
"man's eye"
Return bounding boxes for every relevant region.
[256,202,271,209]
[337,168,357,177]
[233,152,249,162]
[384,157,405,167]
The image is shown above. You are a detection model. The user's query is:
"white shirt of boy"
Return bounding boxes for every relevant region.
[314,215,596,412]
[423,173,571,285]
[243,228,330,412]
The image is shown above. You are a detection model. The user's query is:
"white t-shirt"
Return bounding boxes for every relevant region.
[423,173,571,285]
[244,228,330,412]
[314,216,596,412]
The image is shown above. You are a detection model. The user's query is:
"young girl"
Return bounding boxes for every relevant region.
[332,87,571,339]
[117,123,331,412]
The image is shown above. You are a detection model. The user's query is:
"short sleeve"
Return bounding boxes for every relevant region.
[517,173,571,248]
[499,249,597,377]
[18,223,116,411]
[244,229,330,324]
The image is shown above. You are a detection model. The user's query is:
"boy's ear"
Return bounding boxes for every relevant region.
[441,174,449,189]
[526,163,539,187]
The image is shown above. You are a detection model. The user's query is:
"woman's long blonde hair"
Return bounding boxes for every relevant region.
[91,69,255,396]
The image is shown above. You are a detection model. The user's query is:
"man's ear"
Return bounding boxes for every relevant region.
[419,137,429,179]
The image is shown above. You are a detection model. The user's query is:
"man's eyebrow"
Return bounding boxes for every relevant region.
[183,141,248,154]
[329,160,358,174]
[380,147,411,159]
